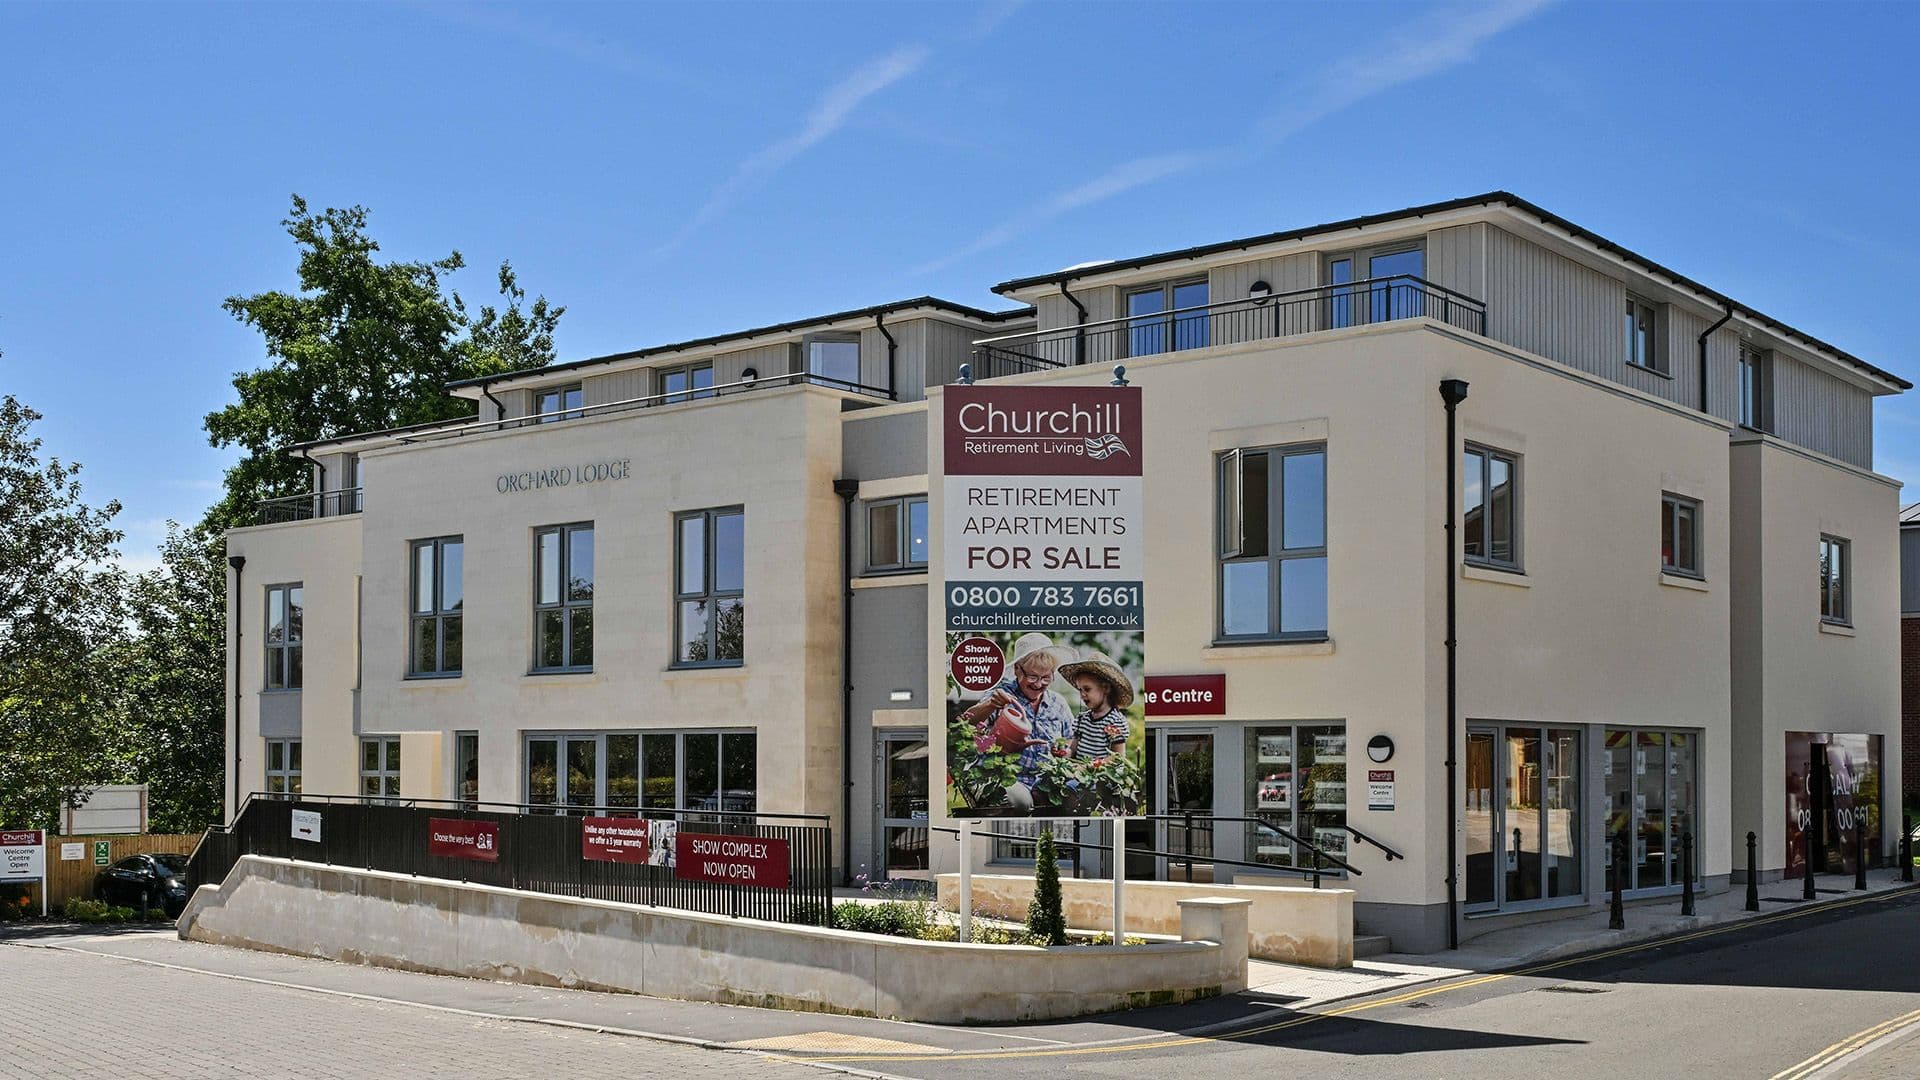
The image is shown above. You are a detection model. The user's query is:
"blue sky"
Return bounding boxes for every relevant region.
[2,1,1916,570]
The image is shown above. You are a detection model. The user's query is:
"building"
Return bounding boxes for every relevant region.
[1900,503,1920,808]
[223,192,1905,952]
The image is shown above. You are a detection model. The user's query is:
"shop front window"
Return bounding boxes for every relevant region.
[1467,723,1583,909]
[1244,723,1347,874]
[524,731,757,817]
[1603,727,1701,892]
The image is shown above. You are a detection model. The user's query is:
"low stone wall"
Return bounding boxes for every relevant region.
[936,873,1354,968]
[179,856,1250,1024]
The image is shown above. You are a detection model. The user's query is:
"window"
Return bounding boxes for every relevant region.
[534,383,584,422]
[1738,342,1770,430]
[1246,724,1346,874]
[1603,728,1700,893]
[1462,445,1520,570]
[1624,294,1663,373]
[1820,535,1850,625]
[1661,495,1702,578]
[1217,445,1327,641]
[265,739,302,797]
[263,583,303,690]
[805,334,862,388]
[866,496,928,572]
[361,737,400,801]
[1329,244,1425,328]
[660,363,715,403]
[534,523,594,670]
[455,732,479,810]
[409,537,463,676]
[675,508,744,665]
[524,731,756,815]
[1467,724,1585,909]
[1125,279,1209,357]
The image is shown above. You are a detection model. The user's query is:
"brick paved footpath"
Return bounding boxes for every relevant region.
[0,943,842,1080]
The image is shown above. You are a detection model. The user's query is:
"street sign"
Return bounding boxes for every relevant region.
[92,840,110,866]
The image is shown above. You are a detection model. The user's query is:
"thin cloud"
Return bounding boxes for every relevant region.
[656,45,930,254]
[915,0,1551,275]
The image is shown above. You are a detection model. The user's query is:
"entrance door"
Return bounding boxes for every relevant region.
[1127,729,1216,881]
[1467,724,1584,910]
[1604,728,1701,891]
[876,734,930,880]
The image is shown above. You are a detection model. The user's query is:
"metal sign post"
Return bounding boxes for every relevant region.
[957,820,973,943]
[1111,819,1125,947]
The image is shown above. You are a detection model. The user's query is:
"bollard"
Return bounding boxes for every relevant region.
[1803,821,1817,900]
[1745,831,1760,912]
[1855,818,1868,892]
[1609,831,1626,930]
[1905,816,1914,884]
[1681,831,1695,917]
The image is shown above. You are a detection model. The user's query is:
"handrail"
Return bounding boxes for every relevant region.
[1342,823,1405,862]
[930,825,1353,886]
[1138,812,1362,877]
[972,274,1484,347]
[254,487,362,524]
[234,791,831,824]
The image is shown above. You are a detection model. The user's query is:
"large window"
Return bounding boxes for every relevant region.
[660,362,715,403]
[1125,279,1209,356]
[1737,342,1770,430]
[675,508,745,665]
[1603,728,1700,893]
[524,731,757,815]
[361,737,400,801]
[866,496,928,572]
[534,383,584,422]
[1245,723,1346,874]
[1464,724,1583,909]
[1463,445,1519,571]
[263,583,303,690]
[1218,445,1327,641]
[805,334,862,387]
[1329,244,1424,327]
[265,738,302,797]
[1661,495,1702,578]
[534,523,594,671]
[409,537,463,676]
[1624,294,1663,373]
[1820,535,1851,625]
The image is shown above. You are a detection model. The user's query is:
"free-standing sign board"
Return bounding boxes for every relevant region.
[672,832,790,888]
[427,818,500,862]
[942,384,1147,819]
[0,830,45,881]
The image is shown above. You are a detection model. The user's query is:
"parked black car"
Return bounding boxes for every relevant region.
[94,854,191,918]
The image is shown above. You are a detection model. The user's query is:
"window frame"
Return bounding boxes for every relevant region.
[803,333,863,389]
[1737,342,1771,431]
[533,383,585,422]
[1660,494,1704,580]
[658,362,716,404]
[674,507,746,667]
[1624,293,1666,375]
[265,738,302,797]
[1462,444,1523,573]
[408,536,464,678]
[1123,277,1210,357]
[1215,443,1329,644]
[360,736,401,803]
[522,729,757,816]
[1820,534,1851,626]
[864,495,928,574]
[532,523,595,673]
[263,582,304,691]
[1325,241,1428,329]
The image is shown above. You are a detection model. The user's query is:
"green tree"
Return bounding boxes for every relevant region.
[0,392,129,829]
[109,523,226,833]
[203,195,562,529]
[1026,827,1067,945]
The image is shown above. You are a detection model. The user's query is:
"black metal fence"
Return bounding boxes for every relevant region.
[255,487,362,524]
[187,794,834,925]
[973,274,1487,373]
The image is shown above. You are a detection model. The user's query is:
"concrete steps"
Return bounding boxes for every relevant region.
[1354,933,1392,959]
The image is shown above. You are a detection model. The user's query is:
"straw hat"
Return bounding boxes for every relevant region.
[1058,650,1134,710]
[1006,632,1077,676]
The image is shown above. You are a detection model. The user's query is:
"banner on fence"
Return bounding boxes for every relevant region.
[672,832,790,888]
[291,809,322,843]
[942,383,1147,819]
[581,817,677,867]
[427,817,500,862]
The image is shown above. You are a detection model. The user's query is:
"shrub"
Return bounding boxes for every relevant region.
[0,886,31,921]
[62,898,136,924]
[1027,828,1067,946]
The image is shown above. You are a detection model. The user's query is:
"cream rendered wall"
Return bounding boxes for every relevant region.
[223,514,363,819]
[353,385,847,836]
[1730,436,1902,873]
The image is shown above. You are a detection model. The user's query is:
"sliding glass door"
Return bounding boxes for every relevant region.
[1465,723,1583,911]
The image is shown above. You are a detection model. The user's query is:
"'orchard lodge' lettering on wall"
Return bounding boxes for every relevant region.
[497,459,632,494]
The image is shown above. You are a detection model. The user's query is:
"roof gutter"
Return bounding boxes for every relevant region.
[294,446,326,510]
[479,378,509,423]
[1698,304,1734,414]
[874,313,898,401]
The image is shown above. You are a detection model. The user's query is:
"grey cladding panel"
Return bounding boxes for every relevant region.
[258,691,301,738]
[1772,352,1872,466]
[843,409,929,480]
[1901,527,1920,615]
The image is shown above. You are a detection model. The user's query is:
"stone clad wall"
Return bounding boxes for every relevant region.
[179,856,1248,1024]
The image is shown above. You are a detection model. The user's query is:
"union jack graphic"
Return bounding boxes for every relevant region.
[1083,433,1131,459]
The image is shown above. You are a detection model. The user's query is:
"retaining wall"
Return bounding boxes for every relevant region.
[179,856,1249,1023]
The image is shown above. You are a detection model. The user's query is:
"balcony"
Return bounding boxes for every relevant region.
[970,275,1486,377]
[255,487,362,525]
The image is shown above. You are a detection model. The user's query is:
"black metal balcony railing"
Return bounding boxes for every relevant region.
[972,274,1486,374]
[256,487,362,525]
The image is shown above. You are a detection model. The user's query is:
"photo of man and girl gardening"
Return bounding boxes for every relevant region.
[946,630,1147,818]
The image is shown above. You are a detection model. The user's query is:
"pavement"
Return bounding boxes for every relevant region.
[5,868,1919,1078]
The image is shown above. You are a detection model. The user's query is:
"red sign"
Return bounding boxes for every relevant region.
[673,832,790,889]
[428,817,500,862]
[943,384,1143,477]
[0,830,43,847]
[949,636,1006,694]
[582,817,655,864]
[1144,674,1226,716]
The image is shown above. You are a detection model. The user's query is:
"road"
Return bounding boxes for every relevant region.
[6,888,1920,1079]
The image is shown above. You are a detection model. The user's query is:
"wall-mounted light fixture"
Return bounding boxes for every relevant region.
[888,689,914,703]
[1248,280,1273,304]
[1367,735,1395,763]
[741,366,758,387]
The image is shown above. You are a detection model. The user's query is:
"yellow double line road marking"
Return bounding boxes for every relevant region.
[1768,1006,1920,1080]
[806,884,1919,1065]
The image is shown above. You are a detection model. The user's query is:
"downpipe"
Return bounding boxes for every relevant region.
[834,478,860,884]
[1698,305,1733,413]
[227,554,246,822]
[1439,378,1470,949]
